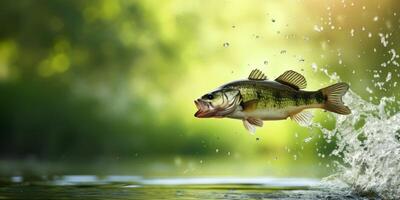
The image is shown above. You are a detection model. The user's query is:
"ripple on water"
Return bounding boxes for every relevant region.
[0,176,372,200]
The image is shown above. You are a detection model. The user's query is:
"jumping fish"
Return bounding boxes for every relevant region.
[194,69,351,133]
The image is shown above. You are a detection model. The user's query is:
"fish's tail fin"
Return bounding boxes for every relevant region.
[319,82,351,115]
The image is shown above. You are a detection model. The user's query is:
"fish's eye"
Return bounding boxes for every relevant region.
[206,94,214,100]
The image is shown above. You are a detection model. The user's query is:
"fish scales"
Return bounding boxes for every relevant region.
[224,80,321,109]
[194,69,350,133]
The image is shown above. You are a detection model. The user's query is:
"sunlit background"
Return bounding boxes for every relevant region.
[0,0,399,178]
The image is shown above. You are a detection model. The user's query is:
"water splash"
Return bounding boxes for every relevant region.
[318,90,400,199]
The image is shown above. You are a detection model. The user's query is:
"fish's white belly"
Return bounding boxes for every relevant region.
[227,106,305,120]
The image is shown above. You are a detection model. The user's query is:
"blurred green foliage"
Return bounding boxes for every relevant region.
[0,0,203,159]
[0,0,399,166]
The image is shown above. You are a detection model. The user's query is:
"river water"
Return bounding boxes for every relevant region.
[0,175,374,199]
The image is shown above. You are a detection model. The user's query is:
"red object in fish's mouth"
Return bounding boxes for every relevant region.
[194,99,216,118]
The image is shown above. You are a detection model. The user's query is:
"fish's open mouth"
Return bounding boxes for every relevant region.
[194,99,216,118]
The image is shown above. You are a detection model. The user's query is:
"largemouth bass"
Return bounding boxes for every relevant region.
[194,69,351,133]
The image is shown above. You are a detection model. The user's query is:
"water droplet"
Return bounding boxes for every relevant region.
[215,148,219,153]
[223,42,230,48]
[386,72,392,82]
[373,16,379,21]
[366,87,373,94]
[304,137,312,143]
[227,151,231,156]
[311,63,318,72]
[199,160,203,164]
[314,25,323,32]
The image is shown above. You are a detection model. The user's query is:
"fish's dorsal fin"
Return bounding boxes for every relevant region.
[275,70,307,90]
[290,111,313,126]
[248,69,267,80]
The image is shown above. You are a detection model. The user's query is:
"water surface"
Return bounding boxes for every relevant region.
[0,175,375,200]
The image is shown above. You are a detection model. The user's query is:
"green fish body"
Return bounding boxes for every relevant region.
[194,69,350,133]
[223,80,325,120]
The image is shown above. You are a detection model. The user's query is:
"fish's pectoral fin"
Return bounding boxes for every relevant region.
[248,69,267,80]
[290,110,313,126]
[247,117,263,127]
[242,100,259,112]
[242,119,256,134]
[275,70,307,90]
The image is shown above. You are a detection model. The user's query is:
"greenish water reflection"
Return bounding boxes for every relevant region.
[0,176,368,200]
[0,159,373,200]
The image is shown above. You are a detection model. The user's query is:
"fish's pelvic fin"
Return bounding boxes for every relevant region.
[275,70,307,90]
[242,119,256,134]
[290,111,313,126]
[243,117,263,134]
[247,117,263,127]
[248,69,267,80]
[320,82,351,115]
